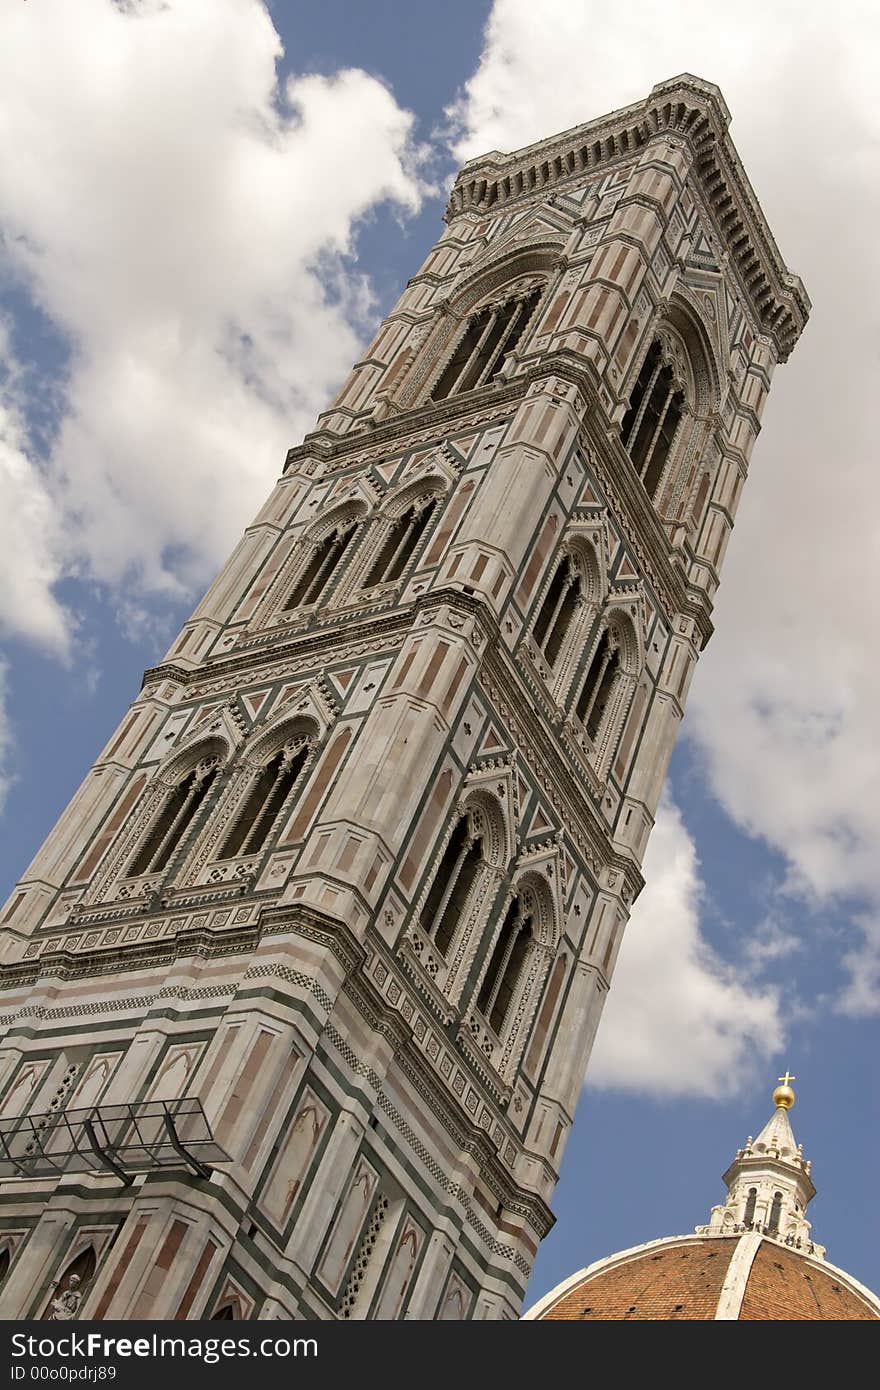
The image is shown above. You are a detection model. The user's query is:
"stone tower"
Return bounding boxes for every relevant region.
[0,76,808,1321]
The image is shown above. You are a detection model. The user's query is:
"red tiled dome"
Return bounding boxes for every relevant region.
[526,1235,880,1321]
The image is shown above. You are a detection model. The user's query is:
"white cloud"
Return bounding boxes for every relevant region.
[0,0,428,617]
[741,911,803,972]
[588,799,783,1096]
[450,0,880,1011]
[0,321,70,655]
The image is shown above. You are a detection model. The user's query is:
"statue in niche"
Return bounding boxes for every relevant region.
[44,1245,96,1320]
[48,1274,84,1320]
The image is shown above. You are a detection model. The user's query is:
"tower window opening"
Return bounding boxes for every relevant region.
[744,1188,757,1227]
[768,1191,783,1234]
[220,742,309,859]
[533,556,581,668]
[432,288,541,401]
[128,758,219,877]
[620,339,661,440]
[420,813,485,958]
[362,500,436,589]
[285,520,359,611]
[575,630,621,738]
[476,896,534,1035]
[621,341,686,502]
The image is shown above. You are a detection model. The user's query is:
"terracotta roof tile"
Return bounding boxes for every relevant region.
[534,1236,880,1321]
[538,1239,736,1320]
[739,1243,879,1321]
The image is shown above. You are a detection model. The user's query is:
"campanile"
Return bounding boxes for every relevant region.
[0,76,808,1320]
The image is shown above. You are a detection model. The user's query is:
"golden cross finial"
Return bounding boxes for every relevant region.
[773,1069,797,1109]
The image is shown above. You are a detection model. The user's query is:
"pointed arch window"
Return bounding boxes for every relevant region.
[362,498,437,589]
[211,1305,236,1320]
[575,629,621,738]
[219,740,310,859]
[419,813,484,958]
[128,758,220,877]
[620,340,661,440]
[768,1191,783,1234]
[432,288,541,401]
[476,895,534,1035]
[0,1247,9,1286]
[285,519,360,611]
[744,1188,757,1227]
[621,340,685,502]
[533,555,581,668]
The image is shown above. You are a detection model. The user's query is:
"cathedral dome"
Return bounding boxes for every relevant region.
[524,1078,880,1322]
[524,1233,879,1321]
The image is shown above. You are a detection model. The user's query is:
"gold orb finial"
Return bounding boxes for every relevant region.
[773,1069,796,1110]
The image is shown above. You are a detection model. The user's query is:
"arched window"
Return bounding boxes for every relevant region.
[533,555,581,668]
[362,499,437,589]
[768,1191,783,1234]
[575,629,621,738]
[476,896,534,1035]
[620,340,661,439]
[432,288,541,400]
[128,757,220,877]
[419,813,484,958]
[211,1305,235,1320]
[284,518,360,611]
[744,1188,757,1227]
[621,339,685,501]
[219,741,310,859]
[0,1247,9,1286]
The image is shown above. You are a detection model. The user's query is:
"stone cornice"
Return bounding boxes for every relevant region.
[142,594,420,696]
[284,378,525,474]
[446,74,809,362]
[0,904,361,994]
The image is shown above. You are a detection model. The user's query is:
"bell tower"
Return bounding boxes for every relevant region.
[0,76,808,1320]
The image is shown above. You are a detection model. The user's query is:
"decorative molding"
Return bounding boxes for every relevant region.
[445,77,808,362]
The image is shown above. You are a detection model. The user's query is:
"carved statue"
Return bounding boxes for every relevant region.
[48,1274,83,1321]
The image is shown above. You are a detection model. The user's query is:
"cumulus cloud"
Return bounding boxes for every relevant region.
[0,0,429,620]
[0,321,70,654]
[588,799,783,1095]
[450,0,880,1011]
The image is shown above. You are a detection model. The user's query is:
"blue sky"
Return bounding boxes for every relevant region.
[1,0,878,1305]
